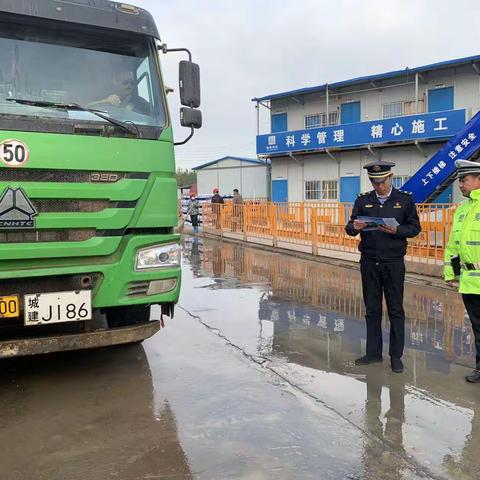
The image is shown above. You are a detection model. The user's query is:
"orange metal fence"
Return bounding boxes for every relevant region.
[201,201,457,262]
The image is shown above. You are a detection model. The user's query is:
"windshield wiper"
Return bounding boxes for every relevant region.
[6,98,140,138]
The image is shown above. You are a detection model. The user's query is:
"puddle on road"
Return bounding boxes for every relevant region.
[182,236,480,480]
[0,346,193,480]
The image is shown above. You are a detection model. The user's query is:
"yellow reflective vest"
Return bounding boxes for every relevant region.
[444,188,480,293]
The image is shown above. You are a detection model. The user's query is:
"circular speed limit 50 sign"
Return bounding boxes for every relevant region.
[0,139,30,167]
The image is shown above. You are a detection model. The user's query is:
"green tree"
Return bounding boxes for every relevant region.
[176,168,197,187]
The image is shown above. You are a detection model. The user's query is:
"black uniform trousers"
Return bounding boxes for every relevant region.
[360,256,406,359]
[190,214,199,228]
[462,294,480,369]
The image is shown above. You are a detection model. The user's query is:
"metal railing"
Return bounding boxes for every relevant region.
[202,201,457,263]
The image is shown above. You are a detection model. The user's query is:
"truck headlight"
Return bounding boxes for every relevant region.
[135,243,181,270]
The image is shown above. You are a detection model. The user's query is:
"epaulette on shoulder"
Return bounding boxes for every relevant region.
[357,191,370,197]
[399,190,412,196]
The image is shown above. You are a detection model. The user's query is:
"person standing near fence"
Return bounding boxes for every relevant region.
[211,187,224,205]
[444,159,480,383]
[188,193,200,233]
[345,160,421,373]
[232,188,243,231]
[211,188,224,229]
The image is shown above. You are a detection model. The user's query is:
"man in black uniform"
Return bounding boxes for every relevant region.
[345,160,421,373]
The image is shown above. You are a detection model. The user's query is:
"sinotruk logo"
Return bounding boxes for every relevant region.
[0,187,38,229]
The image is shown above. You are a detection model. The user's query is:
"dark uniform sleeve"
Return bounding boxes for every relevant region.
[394,196,421,239]
[345,198,361,236]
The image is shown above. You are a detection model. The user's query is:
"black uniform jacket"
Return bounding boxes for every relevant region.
[345,188,421,260]
[211,194,224,204]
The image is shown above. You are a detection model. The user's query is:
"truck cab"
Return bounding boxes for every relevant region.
[0,0,201,356]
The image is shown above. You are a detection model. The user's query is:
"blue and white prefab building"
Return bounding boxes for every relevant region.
[193,156,269,199]
[253,55,480,204]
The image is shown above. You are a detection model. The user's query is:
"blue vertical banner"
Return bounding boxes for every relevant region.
[403,111,480,203]
[257,110,466,155]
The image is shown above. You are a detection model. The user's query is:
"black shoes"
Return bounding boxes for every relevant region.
[354,355,383,366]
[465,369,480,383]
[390,358,404,373]
[355,355,404,373]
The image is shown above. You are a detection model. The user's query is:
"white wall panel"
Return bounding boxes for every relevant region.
[197,169,219,196]
[219,168,241,195]
[271,157,289,179]
[240,166,268,198]
[287,162,304,202]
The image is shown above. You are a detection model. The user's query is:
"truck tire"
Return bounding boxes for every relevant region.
[105,305,151,328]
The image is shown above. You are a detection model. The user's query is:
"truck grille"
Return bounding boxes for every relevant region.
[34,200,109,213]
[0,273,102,297]
[0,168,149,245]
[0,229,96,243]
[0,169,125,183]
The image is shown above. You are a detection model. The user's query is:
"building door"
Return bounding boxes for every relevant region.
[272,179,288,202]
[271,113,288,133]
[428,87,454,112]
[340,101,361,124]
[340,176,360,203]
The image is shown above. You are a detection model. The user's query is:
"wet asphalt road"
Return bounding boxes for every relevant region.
[1,236,480,479]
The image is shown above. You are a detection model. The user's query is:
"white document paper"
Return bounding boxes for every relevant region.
[357,216,399,231]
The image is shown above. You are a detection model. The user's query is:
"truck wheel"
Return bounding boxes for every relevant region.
[105,305,151,328]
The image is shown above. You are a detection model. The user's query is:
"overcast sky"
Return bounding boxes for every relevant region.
[133,0,480,169]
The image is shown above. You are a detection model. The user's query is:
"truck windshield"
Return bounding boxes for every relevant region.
[0,17,166,136]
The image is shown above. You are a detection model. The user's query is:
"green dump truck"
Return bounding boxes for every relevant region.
[0,0,201,357]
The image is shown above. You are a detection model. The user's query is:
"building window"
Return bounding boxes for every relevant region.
[305,180,338,200]
[383,100,425,119]
[327,112,338,126]
[403,99,425,115]
[322,180,338,200]
[305,114,321,129]
[305,180,321,200]
[305,112,338,129]
[383,102,403,119]
[392,176,410,189]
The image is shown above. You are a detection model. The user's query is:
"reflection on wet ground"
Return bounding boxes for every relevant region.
[187,236,472,367]
[182,236,480,480]
[0,346,192,480]
[0,293,426,480]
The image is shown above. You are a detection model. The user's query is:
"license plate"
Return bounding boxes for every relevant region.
[24,290,92,326]
[0,295,19,318]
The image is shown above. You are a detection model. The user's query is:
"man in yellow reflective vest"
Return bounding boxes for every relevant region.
[445,159,480,383]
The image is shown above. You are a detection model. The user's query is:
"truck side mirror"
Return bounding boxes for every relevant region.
[160,45,202,145]
[180,107,202,129]
[179,60,200,108]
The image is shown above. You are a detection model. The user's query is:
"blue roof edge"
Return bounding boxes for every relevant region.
[252,54,480,103]
[193,156,268,170]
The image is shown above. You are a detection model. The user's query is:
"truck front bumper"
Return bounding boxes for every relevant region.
[0,321,160,358]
